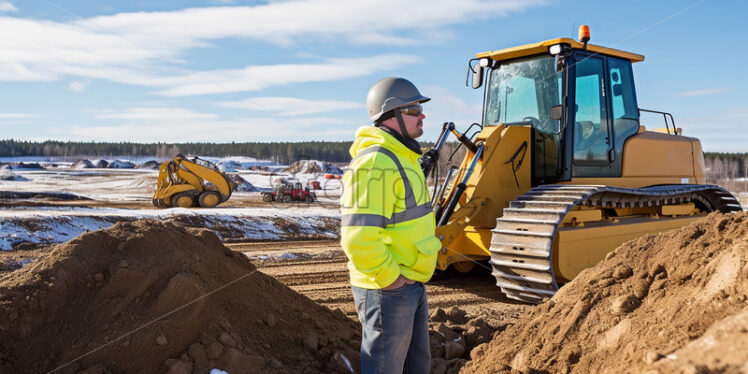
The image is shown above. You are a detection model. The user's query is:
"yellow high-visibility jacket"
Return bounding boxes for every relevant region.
[340,125,442,289]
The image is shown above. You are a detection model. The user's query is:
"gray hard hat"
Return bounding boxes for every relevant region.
[366,77,430,122]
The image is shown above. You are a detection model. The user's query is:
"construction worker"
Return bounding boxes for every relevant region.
[341,77,442,374]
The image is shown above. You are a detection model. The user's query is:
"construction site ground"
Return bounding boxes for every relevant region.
[1,239,528,324]
[1,167,747,373]
[230,240,529,323]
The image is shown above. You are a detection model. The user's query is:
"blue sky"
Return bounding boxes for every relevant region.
[0,0,746,152]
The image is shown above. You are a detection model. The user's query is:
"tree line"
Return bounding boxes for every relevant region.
[705,152,748,193]
[1,140,746,177]
[0,139,355,164]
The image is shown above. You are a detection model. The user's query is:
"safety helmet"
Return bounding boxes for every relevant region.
[366,77,430,122]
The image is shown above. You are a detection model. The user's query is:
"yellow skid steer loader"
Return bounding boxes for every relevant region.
[152,154,236,208]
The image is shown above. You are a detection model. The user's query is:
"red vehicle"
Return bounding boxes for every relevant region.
[308,180,321,190]
[262,181,316,203]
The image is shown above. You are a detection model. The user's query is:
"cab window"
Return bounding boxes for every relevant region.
[573,56,609,163]
[608,57,639,148]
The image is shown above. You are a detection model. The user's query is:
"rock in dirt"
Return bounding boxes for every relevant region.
[165,359,192,374]
[0,220,360,373]
[613,265,633,279]
[434,323,459,341]
[644,350,661,364]
[431,358,448,374]
[217,333,236,348]
[444,340,466,360]
[303,331,319,351]
[610,293,641,314]
[445,306,468,324]
[265,313,278,327]
[461,212,748,374]
[207,342,224,360]
[426,306,515,367]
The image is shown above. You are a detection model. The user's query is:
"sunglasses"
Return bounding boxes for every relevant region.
[399,104,423,117]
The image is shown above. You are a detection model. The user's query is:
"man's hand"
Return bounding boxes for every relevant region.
[419,148,439,176]
[382,275,415,290]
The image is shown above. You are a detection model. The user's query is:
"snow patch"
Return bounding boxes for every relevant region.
[0,207,339,251]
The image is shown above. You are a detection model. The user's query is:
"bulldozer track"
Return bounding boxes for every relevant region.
[489,184,742,304]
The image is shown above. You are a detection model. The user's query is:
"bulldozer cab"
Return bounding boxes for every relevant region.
[476,38,644,185]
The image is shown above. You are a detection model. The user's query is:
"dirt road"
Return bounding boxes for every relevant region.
[228,240,529,322]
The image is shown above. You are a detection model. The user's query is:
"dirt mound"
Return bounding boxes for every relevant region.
[427,306,515,374]
[0,220,360,373]
[285,160,342,175]
[107,159,135,169]
[226,174,259,192]
[137,160,160,169]
[16,162,45,170]
[0,191,88,200]
[218,160,242,172]
[0,171,28,181]
[72,160,95,169]
[461,212,748,374]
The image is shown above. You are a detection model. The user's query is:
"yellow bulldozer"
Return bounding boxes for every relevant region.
[423,26,742,303]
[152,154,236,208]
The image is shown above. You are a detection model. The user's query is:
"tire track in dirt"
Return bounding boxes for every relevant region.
[231,240,527,320]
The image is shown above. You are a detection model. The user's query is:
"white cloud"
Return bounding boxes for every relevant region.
[420,85,482,126]
[0,1,546,90]
[95,107,219,120]
[0,113,39,119]
[83,0,545,47]
[77,106,353,142]
[0,1,17,12]
[217,97,362,116]
[676,88,728,97]
[725,107,748,120]
[153,54,420,97]
[68,80,89,93]
[675,108,748,152]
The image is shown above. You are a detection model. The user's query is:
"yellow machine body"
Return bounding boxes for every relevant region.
[436,125,705,272]
[436,125,532,269]
[435,124,707,275]
[152,154,237,208]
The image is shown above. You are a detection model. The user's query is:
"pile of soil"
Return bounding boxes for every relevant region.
[137,160,160,169]
[72,160,95,169]
[0,220,360,373]
[285,160,342,175]
[0,191,88,200]
[218,161,242,173]
[0,173,28,181]
[462,212,748,374]
[107,160,135,169]
[427,306,516,374]
[16,162,45,170]
[226,174,259,192]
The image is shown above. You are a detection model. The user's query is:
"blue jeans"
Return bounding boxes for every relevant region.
[351,282,431,374]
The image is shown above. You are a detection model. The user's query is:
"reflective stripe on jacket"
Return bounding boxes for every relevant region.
[340,125,442,289]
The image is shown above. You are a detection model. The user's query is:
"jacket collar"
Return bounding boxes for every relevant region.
[350,125,423,160]
[374,123,423,155]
